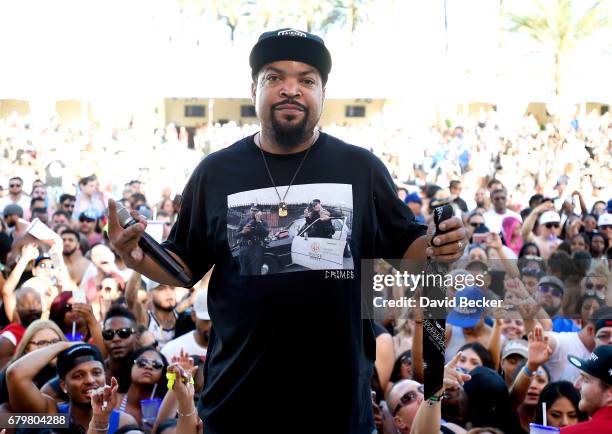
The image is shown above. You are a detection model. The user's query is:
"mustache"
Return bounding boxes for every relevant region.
[271,100,307,111]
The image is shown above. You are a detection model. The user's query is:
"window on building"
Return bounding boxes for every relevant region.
[345,105,366,117]
[241,105,257,117]
[184,105,206,117]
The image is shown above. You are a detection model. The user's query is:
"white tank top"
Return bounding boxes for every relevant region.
[147,310,177,347]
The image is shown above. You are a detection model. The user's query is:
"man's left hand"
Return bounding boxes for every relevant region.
[425,216,468,262]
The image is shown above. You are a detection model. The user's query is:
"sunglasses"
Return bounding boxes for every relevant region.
[600,225,612,230]
[538,285,563,298]
[65,303,72,311]
[469,222,483,228]
[134,357,163,370]
[102,327,135,341]
[393,385,424,416]
[545,223,560,229]
[79,217,96,223]
[30,338,61,347]
[9,183,21,188]
[585,282,606,291]
[400,355,412,365]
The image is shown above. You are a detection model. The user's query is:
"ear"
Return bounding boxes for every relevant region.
[251,80,257,105]
[393,415,406,430]
[59,378,67,393]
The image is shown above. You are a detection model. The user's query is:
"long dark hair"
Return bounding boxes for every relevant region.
[130,346,168,399]
[457,342,494,370]
[519,242,541,258]
[390,350,412,383]
[535,381,588,425]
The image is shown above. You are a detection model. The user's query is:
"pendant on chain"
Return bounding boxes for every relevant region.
[278,202,288,217]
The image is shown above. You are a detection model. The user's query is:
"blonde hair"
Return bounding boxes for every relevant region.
[12,319,67,362]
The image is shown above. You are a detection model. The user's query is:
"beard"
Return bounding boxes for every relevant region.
[542,304,561,317]
[153,298,176,313]
[64,246,78,256]
[269,101,312,149]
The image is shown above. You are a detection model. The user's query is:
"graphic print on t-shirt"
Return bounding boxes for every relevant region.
[227,183,354,276]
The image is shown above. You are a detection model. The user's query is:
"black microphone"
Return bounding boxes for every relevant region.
[423,204,454,399]
[115,205,192,287]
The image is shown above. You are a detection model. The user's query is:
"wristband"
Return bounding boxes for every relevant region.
[89,422,109,432]
[523,365,536,376]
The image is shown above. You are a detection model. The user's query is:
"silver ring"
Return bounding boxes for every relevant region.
[457,241,464,249]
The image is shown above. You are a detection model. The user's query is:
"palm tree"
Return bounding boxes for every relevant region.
[212,0,250,42]
[321,0,371,43]
[506,0,611,95]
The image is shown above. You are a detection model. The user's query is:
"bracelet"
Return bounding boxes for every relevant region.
[178,406,197,417]
[89,422,109,432]
[523,365,536,376]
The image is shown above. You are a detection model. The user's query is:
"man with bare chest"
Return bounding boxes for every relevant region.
[62,229,92,286]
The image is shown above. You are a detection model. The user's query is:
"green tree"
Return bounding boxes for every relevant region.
[506,0,611,95]
[321,0,371,43]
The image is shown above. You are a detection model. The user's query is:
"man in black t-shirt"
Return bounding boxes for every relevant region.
[304,199,334,238]
[108,28,468,434]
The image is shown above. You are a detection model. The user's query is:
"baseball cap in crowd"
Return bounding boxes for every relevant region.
[538,275,565,294]
[57,343,104,379]
[404,192,422,205]
[597,212,612,227]
[142,276,162,292]
[447,287,485,328]
[539,211,561,225]
[568,345,612,385]
[249,28,332,84]
[3,204,23,218]
[501,339,528,360]
[79,209,98,222]
[34,253,52,267]
[194,291,210,320]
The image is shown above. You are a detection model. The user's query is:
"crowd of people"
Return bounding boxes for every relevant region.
[0,105,610,434]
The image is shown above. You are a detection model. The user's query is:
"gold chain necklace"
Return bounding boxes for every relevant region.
[256,131,318,217]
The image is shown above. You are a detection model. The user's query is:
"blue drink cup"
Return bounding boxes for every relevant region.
[65,332,84,342]
[529,423,560,434]
[140,398,162,429]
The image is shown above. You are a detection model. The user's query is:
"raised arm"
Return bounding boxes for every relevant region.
[72,303,107,358]
[486,233,520,278]
[521,202,553,243]
[2,243,39,322]
[410,351,471,434]
[124,271,148,327]
[375,331,395,394]
[509,326,552,409]
[7,341,73,413]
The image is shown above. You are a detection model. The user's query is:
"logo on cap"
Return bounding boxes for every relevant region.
[569,356,581,367]
[278,29,306,37]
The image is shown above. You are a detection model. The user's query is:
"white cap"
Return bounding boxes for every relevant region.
[598,213,612,227]
[194,291,210,320]
[539,211,561,225]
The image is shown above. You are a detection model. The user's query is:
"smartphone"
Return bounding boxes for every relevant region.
[473,232,490,244]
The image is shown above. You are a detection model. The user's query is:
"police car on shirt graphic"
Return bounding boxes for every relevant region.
[259,216,352,274]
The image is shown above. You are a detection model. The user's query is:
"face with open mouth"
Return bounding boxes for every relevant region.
[62,360,106,405]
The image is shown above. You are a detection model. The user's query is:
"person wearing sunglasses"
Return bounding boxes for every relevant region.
[483,188,522,236]
[115,346,168,428]
[0,176,30,213]
[386,379,424,433]
[534,275,579,333]
[521,201,562,260]
[102,305,140,392]
[7,342,137,433]
[465,212,485,243]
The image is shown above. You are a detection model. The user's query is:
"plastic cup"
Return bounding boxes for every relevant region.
[140,398,162,428]
[529,423,560,434]
[65,332,84,342]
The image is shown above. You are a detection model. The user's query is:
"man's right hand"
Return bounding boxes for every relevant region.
[107,199,147,268]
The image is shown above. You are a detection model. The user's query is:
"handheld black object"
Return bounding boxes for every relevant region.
[423,204,453,399]
[116,205,192,287]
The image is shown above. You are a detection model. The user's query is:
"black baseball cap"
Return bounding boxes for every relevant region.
[34,253,52,267]
[249,28,332,84]
[57,344,104,379]
[568,345,612,385]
